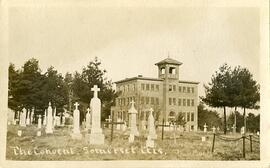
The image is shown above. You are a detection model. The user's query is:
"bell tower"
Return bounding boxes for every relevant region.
[155,57,182,81]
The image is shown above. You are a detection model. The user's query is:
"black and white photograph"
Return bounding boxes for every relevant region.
[0,0,269,167]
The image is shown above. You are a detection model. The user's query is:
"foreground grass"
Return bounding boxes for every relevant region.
[6,125,259,160]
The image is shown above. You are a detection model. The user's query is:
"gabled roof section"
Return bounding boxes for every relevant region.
[155,58,183,66]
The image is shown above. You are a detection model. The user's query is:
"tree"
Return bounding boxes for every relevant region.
[227,111,244,132]
[8,63,20,111]
[246,113,260,133]
[233,67,260,132]
[175,112,186,127]
[71,57,117,121]
[201,64,232,134]
[197,102,222,130]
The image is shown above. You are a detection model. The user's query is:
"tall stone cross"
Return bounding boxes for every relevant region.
[74,102,79,110]
[91,85,100,98]
[130,99,135,107]
[148,108,157,140]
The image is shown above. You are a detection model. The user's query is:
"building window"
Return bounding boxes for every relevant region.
[169,98,172,105]
[179,86,182,92]
[141,84,145,90]
[141,97,144,104]
[191,99,194,106]
[156,98,159,105]
[169,85,172,91]
[187,112,190,121]
[151,97,154,105]
[151,84,155,91]
[156,85,159,91]
[178,99,181,106]
[123,98,126,106]
[146,97,149,104]
[191,113,194,121]
[187,99,190,106]
[183,87,186,93]
[191,87,194,93]
[169,67,176,74]
[173,85,176,91]
[146,84,150,91]
[173,98,176,105]
[133,84,136,91]
[161,67,165,74]
[183,99,186,106]
[187,87,190,93]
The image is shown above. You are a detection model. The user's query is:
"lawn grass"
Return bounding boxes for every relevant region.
[6,125,260,160]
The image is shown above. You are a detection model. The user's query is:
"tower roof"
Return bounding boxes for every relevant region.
[155,58,183,66]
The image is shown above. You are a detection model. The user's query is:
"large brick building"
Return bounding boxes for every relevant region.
[111,57,199,131]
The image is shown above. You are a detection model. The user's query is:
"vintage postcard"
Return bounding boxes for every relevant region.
[0,0,269,167]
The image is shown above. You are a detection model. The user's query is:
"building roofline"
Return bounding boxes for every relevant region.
[114,76,163,84]
[179,80,199,84]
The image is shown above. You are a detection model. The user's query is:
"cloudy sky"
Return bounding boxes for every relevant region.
[8,6,260,113]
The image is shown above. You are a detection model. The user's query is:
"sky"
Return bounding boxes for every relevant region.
[8,6,260,114]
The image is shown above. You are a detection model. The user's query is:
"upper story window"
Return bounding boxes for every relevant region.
[169,85,172,91]
[191,87,195,93]
[173,85,176,91]
[169,67,176,74]
[179,86,182,92]
[183,87,186,93]
[161,67,165,74]
[187,87,190,93]
[141,83,145,90]
[151,84,155,91]
[146,84,150,91]
[156,85,159,91]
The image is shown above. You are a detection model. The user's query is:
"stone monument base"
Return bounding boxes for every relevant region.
[71,133,82,140]
[149,134,157,139]
[146,138,154,148]
[89,133,104,145]
[128,134,134,143]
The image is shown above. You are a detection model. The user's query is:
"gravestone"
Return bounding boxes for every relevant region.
[217,126,220,132]
[201,136,206,142]
[147,108,157,139]
[212,126,216,134]
[128,133,134,143]
[128,100,139,136]
[31,107,34,124]
[203,123,208,133]
[26,109,30,125]
[37,131,41,137]
[257,131,260,136]
[53,107,57,127]
[141,120,146,130]
[241,126,245,135]
[232,124,236,134]
[45,102,53,134]
[89,85,104,145]
[55,116,61,126]
[43,109,47,126]
[20,108,27,127]
[121,121,127,131]
[17,130,22,137]
[85,108,91,130]
[37,115,42,129]
[71,102,82,139]
[146,135,154,148]
[116,118,121,130]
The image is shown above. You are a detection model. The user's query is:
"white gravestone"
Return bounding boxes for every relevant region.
[55,116,61,126]
[17,130,22,137]
[37,115,42,129]
[89,85,105,145]
[43,109,47,126]
[85,108,91,130]
[116,118,121,130]
[121,121,127,131]
[53,107,57,127]
[212,126,216,134]
[201,136,206,142]
[45,102,53,134]
[141,120,146,130]
[26,109,30,125]
[37,131,41,137]
[203,123,208,133]
[147,108,157,139]
[128,100,139,136]
[31,107,34,124]
[20,108,27,127]
[128,133,135,143]
[241,126,245,135]
[146,135,155,148]
[71,102,82,139]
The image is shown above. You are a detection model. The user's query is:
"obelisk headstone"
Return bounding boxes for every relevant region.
[20,108,27,127]
[45,102,53,134]
[38,115,42,129]
[89,85,104,145]
[147,108,157,139]
[128,100,139,136]
[31,107,34,124]
[203,123,208,133]
[71,102,82,139]
[43,109,47,126]
[26,109,30,125]
[85,107,91,130]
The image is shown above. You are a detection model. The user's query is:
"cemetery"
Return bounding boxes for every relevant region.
[6,85,260,161]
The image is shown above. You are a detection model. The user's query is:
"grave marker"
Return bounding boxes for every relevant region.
[20,108,27,127]
[147,108,157,139]
[71,102,82,139]
[85,107,91,130]
[37,115,42,129]
[45,102,53,134]
[89,85,104,145]
[128,100,139,136]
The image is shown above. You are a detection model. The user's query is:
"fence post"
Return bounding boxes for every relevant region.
[242,136,246,158]
[211,133,216,153]
[249,135,253,152]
